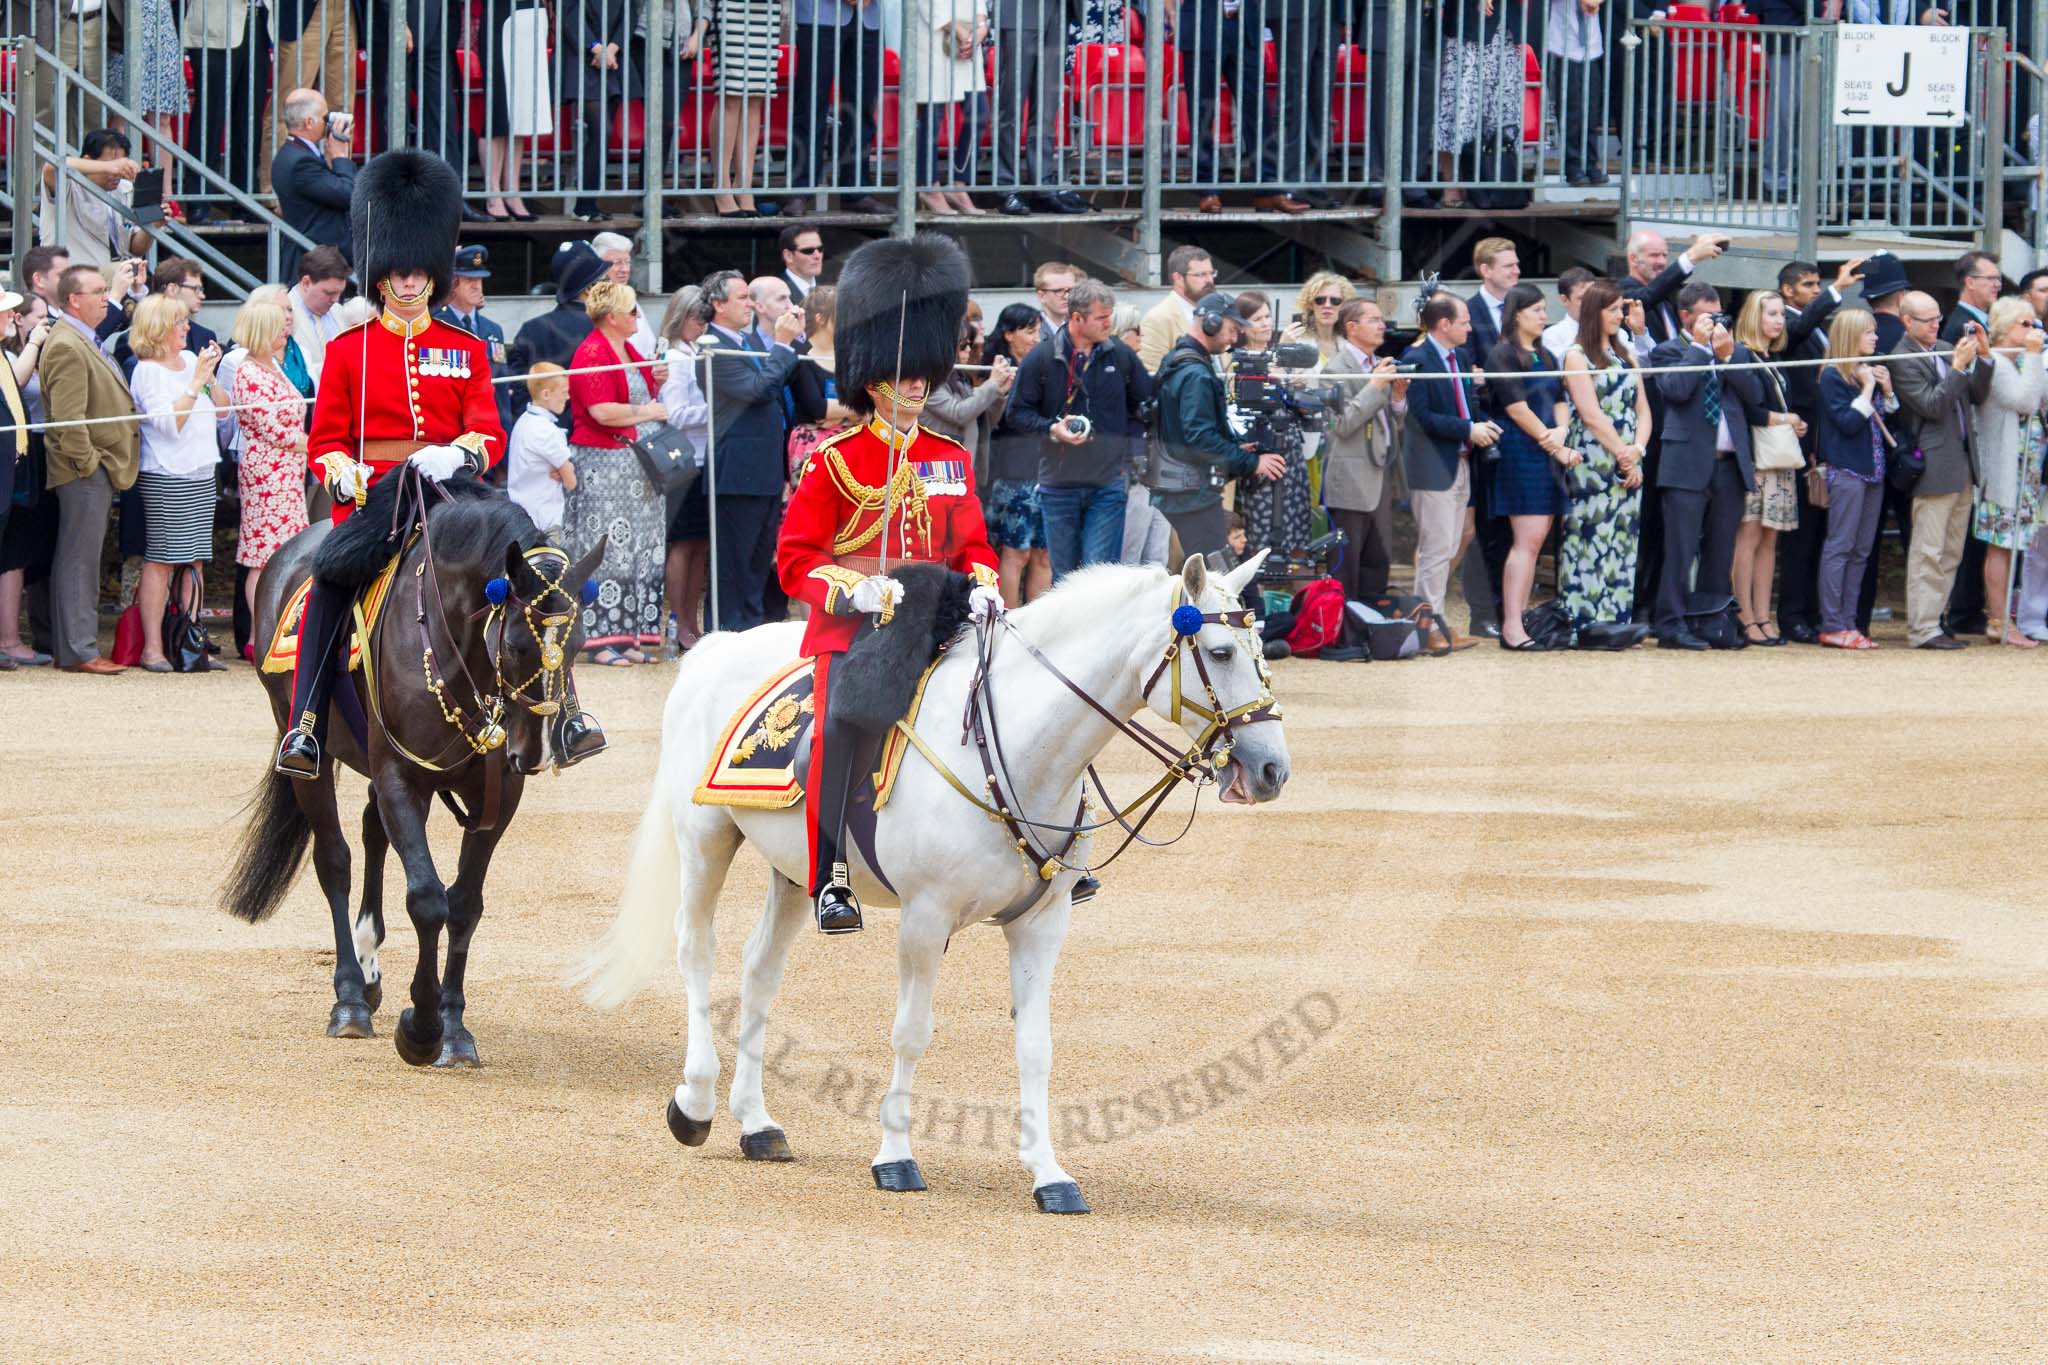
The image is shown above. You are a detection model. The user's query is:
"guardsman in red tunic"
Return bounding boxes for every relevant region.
[274,152,606,778]
[776,235,1003,934]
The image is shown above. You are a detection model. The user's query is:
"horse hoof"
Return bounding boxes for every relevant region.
[739,1127,793,1162]
[432,1032,481,1069]
[666,1097,712,1147]
[871,1159,926,1193]
[393,1008,441,1067]
[326,1002,374,1039]
[1033,1180,1090,1214]
[362,979,382,1014]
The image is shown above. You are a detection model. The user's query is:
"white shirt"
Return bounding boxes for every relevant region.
[508,407,574,532]
[130,353,221,479]
[1541,315,1579,362]
[37,174,133,270]
[659,341,711,465]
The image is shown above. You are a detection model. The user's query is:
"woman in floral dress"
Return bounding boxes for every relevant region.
[231,294,309,638]
[1970,296,2048,647]
[1558,280,1652,636]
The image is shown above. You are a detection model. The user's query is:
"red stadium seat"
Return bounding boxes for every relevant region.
[1332,44,1369,148]
[1070,43,1176,153]
[676,50,717,152]
[1666,4,1719,106]
[1522,44,1541,146]
[879,47,901,151]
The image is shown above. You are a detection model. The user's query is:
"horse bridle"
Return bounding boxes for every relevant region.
[354,469,583,831]
[894,577,1282,890]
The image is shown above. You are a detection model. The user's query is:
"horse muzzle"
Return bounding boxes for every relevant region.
[1218,739,1289,805]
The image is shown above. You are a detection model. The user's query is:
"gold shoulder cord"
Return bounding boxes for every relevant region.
[827,447,931,556]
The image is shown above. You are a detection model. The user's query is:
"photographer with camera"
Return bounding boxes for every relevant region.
[271,88,359,285]
[1153,293,1286,561]
[1649,282,1766,650]
[1009,279,1153,581]
[1325,298,1407,604]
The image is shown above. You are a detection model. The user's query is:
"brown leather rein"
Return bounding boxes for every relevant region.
[893,580,1281,891]
[353,467,574,833]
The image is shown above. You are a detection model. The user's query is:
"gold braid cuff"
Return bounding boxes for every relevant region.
[968,563,1000,591]
[452,430,494,472]
[808,564,867,615]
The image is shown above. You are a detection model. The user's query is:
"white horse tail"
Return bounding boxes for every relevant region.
[571,780,682,1011]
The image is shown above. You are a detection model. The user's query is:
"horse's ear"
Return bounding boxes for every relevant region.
[1220,548,1270,599]
[504,542,529,587]
[1180,553,1208,602]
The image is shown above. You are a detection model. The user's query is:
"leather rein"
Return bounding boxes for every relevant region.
[352,467,573,833]
[891,579,1281,891]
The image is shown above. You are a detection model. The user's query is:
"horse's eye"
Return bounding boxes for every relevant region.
[1208,645,1234,663]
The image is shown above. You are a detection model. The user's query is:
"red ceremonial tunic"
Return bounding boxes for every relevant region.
[776,417,1001,658]
[307,309,507,523]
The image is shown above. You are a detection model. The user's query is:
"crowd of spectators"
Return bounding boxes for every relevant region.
[13,213,2048,679]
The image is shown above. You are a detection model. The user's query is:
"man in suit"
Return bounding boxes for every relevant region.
[38,265,139,674]
[508,242,611,425]
[793,0,890,215]
[1324,298,1406,602]
[271,88,357,285]
[1889,291,1993,649]
[261,0,359,193]
[1138,246,1215,372]
[1775,257,1857,642]
[1460,236,1521,636]
[993,0,1091,215]
[1649,282,1764,650]
[1624,228,1728,619]
[287,246,350,398]
[781,223,827,303]
[1941,250,2002,345]
[697,270,805,630]
[435,245,515,434]
[1401,293,1502,625]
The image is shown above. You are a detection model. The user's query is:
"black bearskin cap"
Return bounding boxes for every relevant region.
[350,151,463,308]
[835,233,971,416]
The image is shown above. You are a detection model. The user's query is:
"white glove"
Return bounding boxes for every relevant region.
[969,585,1004,624]
[849,575,905,615]
[317,452,370,504]
[408,443,470,482]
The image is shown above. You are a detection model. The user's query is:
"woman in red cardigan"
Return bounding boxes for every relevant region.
[563,280,670,664]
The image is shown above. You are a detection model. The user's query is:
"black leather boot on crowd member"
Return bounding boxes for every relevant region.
[808,715,875,935]
[550,693,608,768]
[275,582,351,780]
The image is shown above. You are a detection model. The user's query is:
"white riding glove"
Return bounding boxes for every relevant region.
[849,575,906,615]
[969,584,1004,625]
[316,452,371,505]
[408,443,471,483]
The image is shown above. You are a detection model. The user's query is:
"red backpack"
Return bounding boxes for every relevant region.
[1283,577,1346,658]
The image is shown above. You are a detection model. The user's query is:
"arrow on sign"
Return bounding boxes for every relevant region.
[1839,108,1872,118]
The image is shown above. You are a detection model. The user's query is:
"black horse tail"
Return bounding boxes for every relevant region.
[223,769,312,923]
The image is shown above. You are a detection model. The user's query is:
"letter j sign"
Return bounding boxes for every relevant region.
[1832,24,1970,128]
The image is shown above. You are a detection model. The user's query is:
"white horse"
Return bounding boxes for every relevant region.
[573,552,1290,1212]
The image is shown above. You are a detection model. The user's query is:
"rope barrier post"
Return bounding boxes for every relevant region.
[1380,0,1405,281]
[1982,26,2008,258]
[640,0,666,293]
[1618,19,1638,256]
[704,353,720,633]
[9,40,38,294]
[894,0,919,241]
[385,0,407,163]
[1139,5,1164,287]
[1797,25,1823,267]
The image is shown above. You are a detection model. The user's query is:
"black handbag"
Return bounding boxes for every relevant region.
[1520,599,1575,650]
[163,565,211,674]
[629,423,699,498]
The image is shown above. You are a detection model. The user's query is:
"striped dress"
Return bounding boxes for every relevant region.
[712,0,781,96]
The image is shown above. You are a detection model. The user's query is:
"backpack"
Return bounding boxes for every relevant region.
[1283,577,1347,658]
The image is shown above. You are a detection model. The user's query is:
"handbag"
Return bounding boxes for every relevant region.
[1751,370,1805,472]
[1805,463,1831,509]
[163,565,211,674]
[629,423,698,499]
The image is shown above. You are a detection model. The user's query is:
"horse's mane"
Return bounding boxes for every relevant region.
[424,479,545,566]
[1009,561,1173,638]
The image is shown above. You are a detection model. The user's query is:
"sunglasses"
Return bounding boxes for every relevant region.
[1314,295,1343,306]
[791,245,823,256]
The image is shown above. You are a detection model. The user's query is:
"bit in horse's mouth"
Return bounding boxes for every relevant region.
[1219,760,1251,805]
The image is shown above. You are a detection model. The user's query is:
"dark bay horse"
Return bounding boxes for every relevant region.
[224,477,602,1067]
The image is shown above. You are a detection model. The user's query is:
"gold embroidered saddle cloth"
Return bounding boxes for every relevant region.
[258,557,402,676]
[693,655,936,809]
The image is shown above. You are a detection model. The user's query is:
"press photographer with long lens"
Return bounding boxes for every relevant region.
[1152,292,1287,561]
[1228,335,1339,563]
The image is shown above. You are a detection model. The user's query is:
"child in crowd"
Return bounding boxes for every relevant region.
[509,362,576,536]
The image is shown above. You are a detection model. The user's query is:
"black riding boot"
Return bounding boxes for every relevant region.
[809,712,876,935]
[275,580,351,779]
[549,682,609,768]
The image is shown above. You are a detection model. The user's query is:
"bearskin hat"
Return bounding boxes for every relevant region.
[350,150,463,309]
[834,233,971,416]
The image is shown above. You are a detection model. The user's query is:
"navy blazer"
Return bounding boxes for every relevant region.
[1398,339,1479,492]
[1650,337,1765,493]
[1817,366,1885,479]
[697,325,798,497]
[1463,289,1504,369]
[271,139,356,285]
[1625,260,1691,347]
